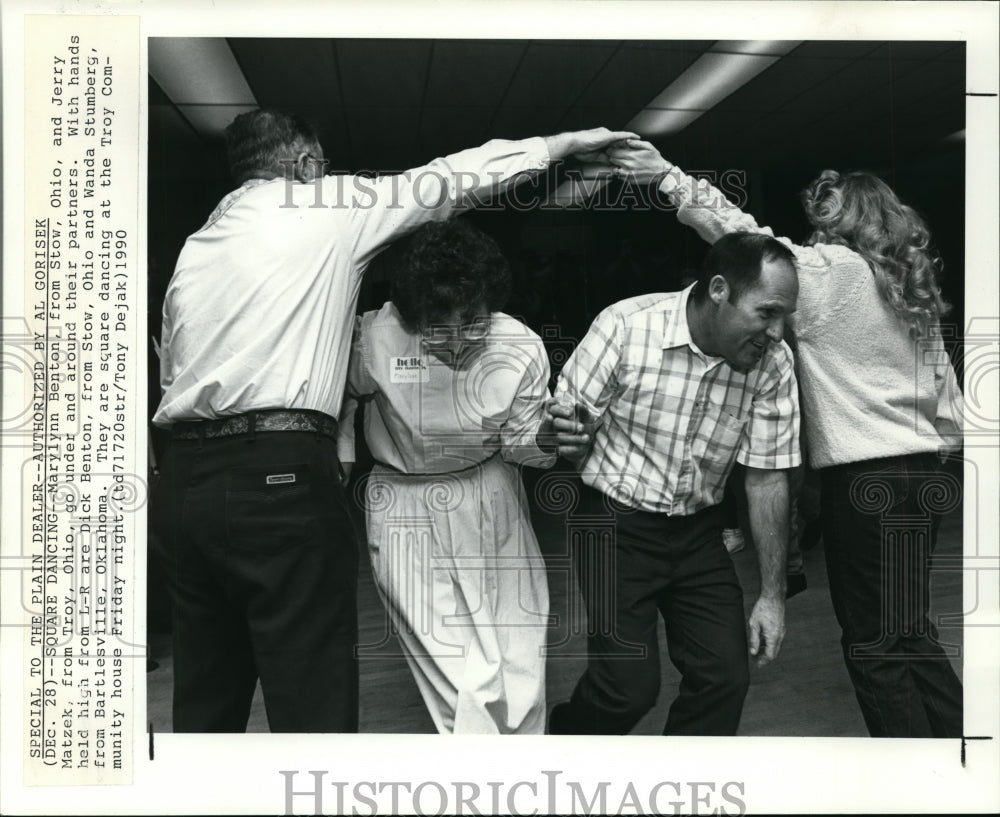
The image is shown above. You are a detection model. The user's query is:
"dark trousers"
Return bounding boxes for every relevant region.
[821,453,963,738]
[151,430,359,733]
[554,486,749,735]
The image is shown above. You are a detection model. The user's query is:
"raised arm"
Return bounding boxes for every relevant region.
[542,128,637,164]
[349,128,636,267]
[608,140,851,269]
[608,139,868,332]
[608,139,762,243]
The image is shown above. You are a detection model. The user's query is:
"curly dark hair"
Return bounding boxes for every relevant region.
[391,219,512,333]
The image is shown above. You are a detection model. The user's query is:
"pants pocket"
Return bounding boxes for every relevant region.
[226,462,320,552]
[841,462,909,515]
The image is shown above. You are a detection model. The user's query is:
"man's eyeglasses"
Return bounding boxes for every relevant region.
[422,317,492,345]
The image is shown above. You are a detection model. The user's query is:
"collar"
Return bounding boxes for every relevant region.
[200,177,274,231]
[663,284,724,367]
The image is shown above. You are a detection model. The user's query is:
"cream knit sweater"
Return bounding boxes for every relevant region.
[659,171,964,469]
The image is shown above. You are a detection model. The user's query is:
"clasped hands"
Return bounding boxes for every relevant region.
[537,398,600,462]
[571,133,676,186]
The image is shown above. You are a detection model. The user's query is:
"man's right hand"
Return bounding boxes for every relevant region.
[544,128,638,164]
[748,594,786,667]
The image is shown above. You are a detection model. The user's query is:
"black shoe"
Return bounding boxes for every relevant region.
[786,573,807,599]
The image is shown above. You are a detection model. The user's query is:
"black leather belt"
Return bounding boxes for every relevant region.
[172,409,339,440]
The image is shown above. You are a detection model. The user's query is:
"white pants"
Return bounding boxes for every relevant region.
[366,456,549,734]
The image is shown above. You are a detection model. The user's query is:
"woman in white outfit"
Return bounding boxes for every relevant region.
[342,219,574,733]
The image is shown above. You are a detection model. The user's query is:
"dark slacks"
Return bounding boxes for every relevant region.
[554,486,749,735]
[821,453,963,738]
[152,430,359,733]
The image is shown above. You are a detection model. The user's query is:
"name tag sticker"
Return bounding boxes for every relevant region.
[266,473,296,485]
[390,355,429,384]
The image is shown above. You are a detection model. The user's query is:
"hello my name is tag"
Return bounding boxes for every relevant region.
[389,355,429,384]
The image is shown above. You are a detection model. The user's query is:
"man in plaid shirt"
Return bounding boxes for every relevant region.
[549,232,800,736]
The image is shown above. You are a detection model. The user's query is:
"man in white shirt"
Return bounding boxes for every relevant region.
[151,109,633,732]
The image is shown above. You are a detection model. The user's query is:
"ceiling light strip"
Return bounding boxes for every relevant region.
[627,41,803,138]
[149,38,258,137]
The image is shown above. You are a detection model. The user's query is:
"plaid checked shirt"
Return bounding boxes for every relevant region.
[555,285,800,515]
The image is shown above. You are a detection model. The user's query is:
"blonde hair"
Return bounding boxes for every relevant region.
[801,170,949,336]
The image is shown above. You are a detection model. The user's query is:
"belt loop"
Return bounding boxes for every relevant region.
[248,411,257,442]
[196,424,204,451]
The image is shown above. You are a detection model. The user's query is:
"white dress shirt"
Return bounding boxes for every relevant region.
[153,138,550,427]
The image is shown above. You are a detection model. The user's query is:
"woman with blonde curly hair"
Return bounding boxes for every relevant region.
[803,170,949,337]
[610,142,964,738]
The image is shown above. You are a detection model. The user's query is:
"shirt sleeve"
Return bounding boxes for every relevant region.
[657,168,862,333]
[929,330,964,449]
[345,313,379,399]
[336,395,358,464]
[935,362,964,449]
[158,297,175,395]
[553,304,623,424]
[737,341,802,470]
[338,313,384,464]
[500,337,557,469]
[344,137,551,268]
